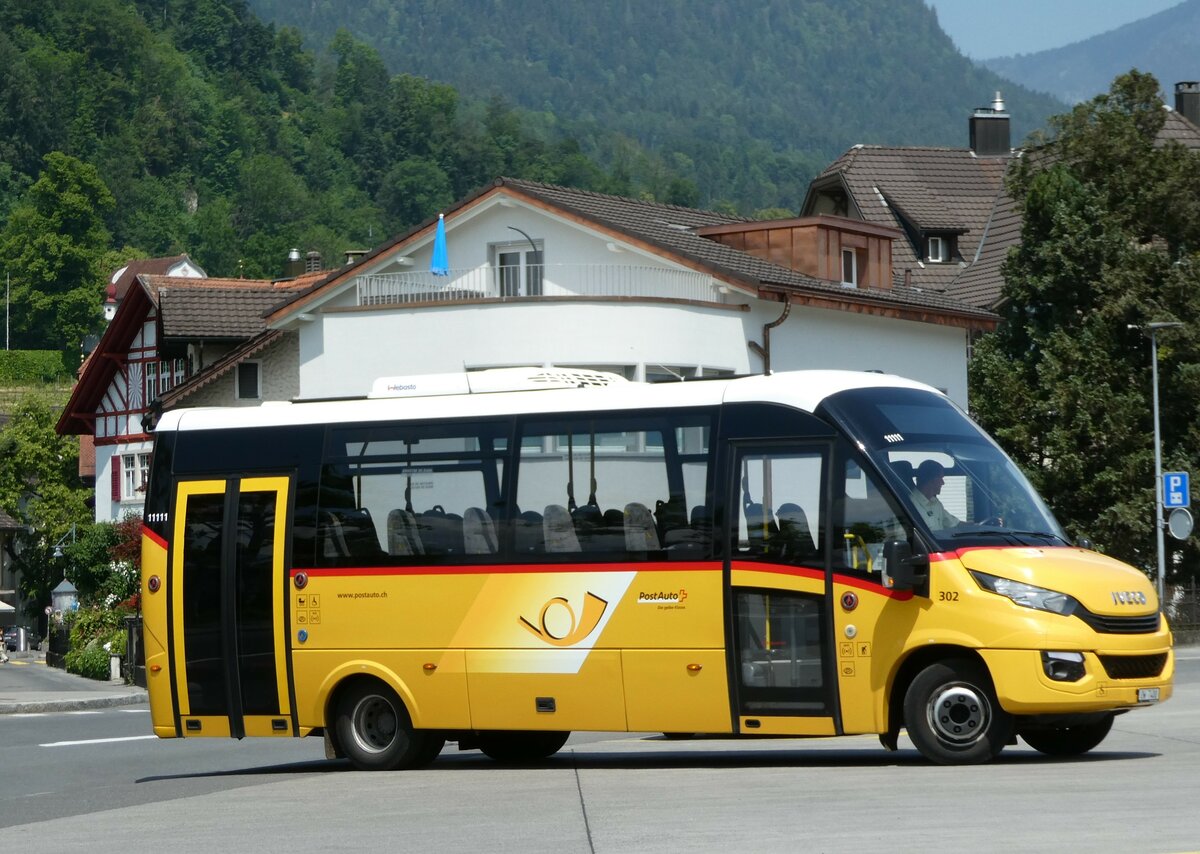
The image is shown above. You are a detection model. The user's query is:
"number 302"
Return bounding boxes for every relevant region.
[938,591,959,602]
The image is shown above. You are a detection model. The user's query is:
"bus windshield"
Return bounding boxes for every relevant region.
[820,386,1068,550]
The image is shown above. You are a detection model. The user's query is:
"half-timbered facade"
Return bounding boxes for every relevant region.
[58,265,316,522]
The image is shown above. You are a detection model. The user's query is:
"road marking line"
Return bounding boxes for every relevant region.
[66,710,102,715]
[40,735,158,747]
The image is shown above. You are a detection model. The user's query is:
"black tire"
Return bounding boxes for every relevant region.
[904,658,1012,765]
[478,730,570,763]
[1020,714,1114,756]
[333,680,444,771]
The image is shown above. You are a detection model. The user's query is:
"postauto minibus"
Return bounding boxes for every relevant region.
[139,369,1172,767]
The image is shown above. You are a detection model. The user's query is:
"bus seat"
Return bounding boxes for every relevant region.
[322,507,384,559]
[891,460,915,488]
[544,504,581,552]
[387,508,425,556]
[691,505,712,531]
[514,510,544,554]
[776,502,817,560]
[624,502,660,551]
[416,506,463,555]
[463,507,498,554]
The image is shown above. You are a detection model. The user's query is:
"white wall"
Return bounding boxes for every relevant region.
[300,301,752,398]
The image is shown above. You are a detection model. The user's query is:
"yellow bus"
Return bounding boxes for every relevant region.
[140,368,1172,767]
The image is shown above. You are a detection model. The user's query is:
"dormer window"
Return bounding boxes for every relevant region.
[927,236,947,263]
[841,248,858,287]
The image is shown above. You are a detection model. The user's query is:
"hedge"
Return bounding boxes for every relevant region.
[0,350,70,383]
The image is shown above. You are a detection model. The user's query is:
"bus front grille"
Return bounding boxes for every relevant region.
[1097,653,1168,680]
[1074,610,1161,634]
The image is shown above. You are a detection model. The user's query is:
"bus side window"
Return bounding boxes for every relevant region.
[837,458,907,576]
[735,451,824,566]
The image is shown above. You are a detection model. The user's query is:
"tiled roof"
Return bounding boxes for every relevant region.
[1159,108,1200,148]
[139,273,322,340]
[492,178,997,322]
[0,508,22,530]
[156,285,303,339]
[109,255,195,301]
[812,146,1013,297]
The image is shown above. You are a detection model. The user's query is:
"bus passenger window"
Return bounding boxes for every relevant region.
[735,451,823,566]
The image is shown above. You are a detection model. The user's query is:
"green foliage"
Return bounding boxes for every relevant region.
[0,390,92,620]
[0,0,646,351]
[64,605,126,680]
[0,152,113,354]
[970,71,1200,582]
[247,0,1066,212]
[0,350,70,383]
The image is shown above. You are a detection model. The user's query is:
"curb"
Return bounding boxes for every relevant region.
[0,691,148,715]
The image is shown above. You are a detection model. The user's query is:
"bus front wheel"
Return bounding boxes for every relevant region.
[1020,714,1114,756]
[334,680,444,771]
[478,730,570,763]
[904,658,1011,765]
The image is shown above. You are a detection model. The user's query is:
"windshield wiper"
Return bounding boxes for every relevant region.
[948,528,1067,545]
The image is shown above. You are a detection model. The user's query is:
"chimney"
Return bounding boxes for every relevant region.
[305,250,322,274]
[1176,81,1200,127]
[284,248,303,279]
[969,91,1011,156]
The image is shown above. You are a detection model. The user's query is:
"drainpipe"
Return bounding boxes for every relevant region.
[748,296,792,375]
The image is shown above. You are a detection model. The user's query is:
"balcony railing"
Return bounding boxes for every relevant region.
[355,264,723,306]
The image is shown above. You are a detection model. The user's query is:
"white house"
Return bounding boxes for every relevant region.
[265,178,996,405]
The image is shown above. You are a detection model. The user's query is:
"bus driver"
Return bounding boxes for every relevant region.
[911,460,959,530]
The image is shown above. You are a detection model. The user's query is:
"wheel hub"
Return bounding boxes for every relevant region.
[928,683,990,744]
[352,694,399,754]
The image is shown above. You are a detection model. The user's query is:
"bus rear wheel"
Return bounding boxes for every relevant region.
[1020,714,1114,756]
[478,730,570,763]
[334,681,444,771]
[904,658,1011,765]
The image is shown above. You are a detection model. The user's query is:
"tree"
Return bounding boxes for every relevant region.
[0,391,92,622]
[0,152,114,355]
[970,71,1200,583]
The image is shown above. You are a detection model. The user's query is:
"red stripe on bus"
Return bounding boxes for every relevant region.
[291,561,724,578]
[142,526,168,550]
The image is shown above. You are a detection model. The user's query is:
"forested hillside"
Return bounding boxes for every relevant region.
[247,0,1067,212]
[0,0,637,353]
[983,0,1200,104]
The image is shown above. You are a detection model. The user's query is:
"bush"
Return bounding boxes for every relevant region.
[64,606,126,680]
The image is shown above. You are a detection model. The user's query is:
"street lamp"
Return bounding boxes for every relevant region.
[1129,321,1184,606]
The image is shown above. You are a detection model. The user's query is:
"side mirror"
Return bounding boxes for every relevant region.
[882,539,929,591]
[1075,536,1094,551]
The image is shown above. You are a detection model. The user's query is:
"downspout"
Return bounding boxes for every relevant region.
[748,297,792,375]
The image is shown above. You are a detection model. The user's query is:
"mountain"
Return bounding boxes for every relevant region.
[246,0,1067,212]
[982,0,1200,104]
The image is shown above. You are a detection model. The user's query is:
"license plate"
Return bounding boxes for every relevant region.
[1138,688,1160,703]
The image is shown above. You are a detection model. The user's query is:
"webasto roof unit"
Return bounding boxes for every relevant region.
[369,367,628,399]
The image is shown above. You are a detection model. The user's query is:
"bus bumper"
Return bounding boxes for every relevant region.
[980,647,1174,715]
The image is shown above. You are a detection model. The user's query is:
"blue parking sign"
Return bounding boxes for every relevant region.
[1164,472,1190,508]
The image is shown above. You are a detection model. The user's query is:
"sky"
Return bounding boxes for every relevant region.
[927,0,1184,58]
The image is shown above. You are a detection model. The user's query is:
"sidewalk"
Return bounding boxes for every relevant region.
[0,649,147,714]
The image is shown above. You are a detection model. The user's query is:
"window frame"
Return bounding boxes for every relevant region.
[236,361,262,401]
[927,235,946,263]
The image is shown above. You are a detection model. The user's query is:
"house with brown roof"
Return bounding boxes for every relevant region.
[262,176,997,411]
[57,262,321,522]
[803,84,1200,312]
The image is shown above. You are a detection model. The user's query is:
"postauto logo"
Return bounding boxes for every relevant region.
[520,592,609,646]
[637,588,687,604]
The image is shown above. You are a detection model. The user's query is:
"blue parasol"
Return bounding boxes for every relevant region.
[430,213,449,276]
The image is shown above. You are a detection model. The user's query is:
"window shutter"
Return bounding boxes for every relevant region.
[112,457,122,502]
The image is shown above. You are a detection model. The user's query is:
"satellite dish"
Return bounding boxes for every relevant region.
[1167,507,1193,541]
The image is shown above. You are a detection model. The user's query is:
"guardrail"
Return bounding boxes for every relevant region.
[355,264,722,306]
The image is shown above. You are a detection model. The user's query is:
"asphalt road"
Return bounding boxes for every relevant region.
[2,653,1198,852]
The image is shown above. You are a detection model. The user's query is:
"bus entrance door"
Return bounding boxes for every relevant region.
[727,446,838,736]
[170,476,294,738]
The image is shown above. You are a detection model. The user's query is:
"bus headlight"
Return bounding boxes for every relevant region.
[969,571,1079,616]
